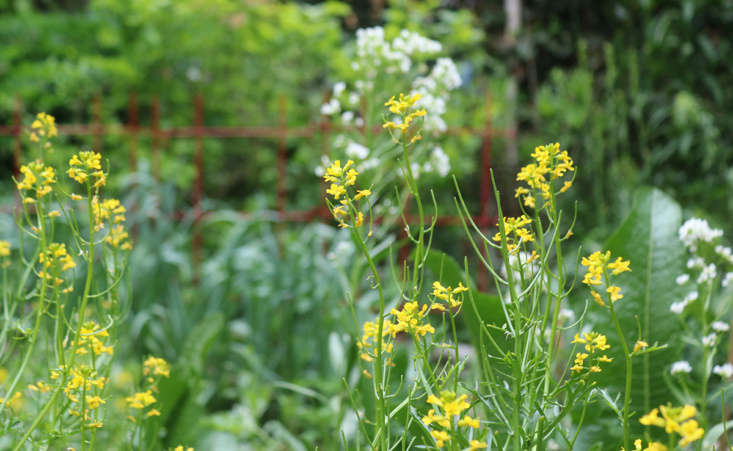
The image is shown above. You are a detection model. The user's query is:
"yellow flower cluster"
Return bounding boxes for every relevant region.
[639,404,704,447]
[581,251,631,307]
[357,318,394,365]
[143,356,171,381]
[27,380,52,394]
[16,160,56,204]
[91,197,132,250]
[323,160,370,229]
[29,112,57,143]
[515,143,574,209]
[389,301,435,339]
[492,215,534,252]
[68,151,106,189]
[38,243,76,287]
[75,321,114,356]
[0,241,10,268]
[623,439,667,451]
[0,391,23,411]
[126,356,170,420]
[383,93,427,144]
[570,332,613,374]
[173,446,194,451]
[431,281,468,311]
[422,391,486,449]
[62,364,108,428]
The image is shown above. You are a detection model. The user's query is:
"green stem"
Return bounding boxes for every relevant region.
[15,185,96,449]
[352,228,387,450]
[490,170,523,451]
[1,202,49,417]
[609,301,632,450]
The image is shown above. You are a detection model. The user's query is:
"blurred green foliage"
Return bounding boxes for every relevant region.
[2,0,733,448]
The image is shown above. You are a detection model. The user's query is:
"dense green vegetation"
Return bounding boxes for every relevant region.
[1,0,732,449]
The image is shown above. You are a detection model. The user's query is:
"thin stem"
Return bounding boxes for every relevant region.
[351,228,387,450]
[609,301,632,450]
[1,201,49,417]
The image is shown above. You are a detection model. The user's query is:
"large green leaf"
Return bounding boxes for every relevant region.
[589,187,686,434]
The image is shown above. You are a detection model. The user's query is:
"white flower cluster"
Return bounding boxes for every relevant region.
[675,274,690,285]
[411,58,462,132]
[702,333,717,347]
[713,363,733,378]
[670,360,692,375]
[392,30,442,59]
[670,291,698,314]
[319,27,460,180]
[678,217,723,251]
[352,27,442,77]
[712,321,730,333]
[716,245,733,264]
[723,272,733,287]
[697,263,717,284]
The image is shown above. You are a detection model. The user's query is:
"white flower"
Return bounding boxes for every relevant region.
[558,308,575,323]
[675,274,690,285]
[358,158,379,172]
[715,245,733,264]
[341,111,354,124]
[320,98,340,115]
[333,81,346,97]
[702,333,717,347]
[670,360,692,375]
[678,217,723,251]
[697,263,717,284]
[391,30,442,57]
[723,272,733,288]
[348,92,360,107]
[687,257,704,269]
[712,321,730,333]
[430,58,462,90]
[429,147,450,177]
[713,363,733,378]
[314,154,331,177]
[670,300,688,314]
[683,291,699,303]
[345,141,369,160]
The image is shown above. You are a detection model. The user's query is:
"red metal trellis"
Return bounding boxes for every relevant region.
[3,93,509,287]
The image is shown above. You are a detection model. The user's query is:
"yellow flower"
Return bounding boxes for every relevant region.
[354,189,371,200]
[633,340,648,353]
[469,440,488,450]
[125,390,157,409]
[431,281,467,309]
[389,301,435,339]
[68,151,105,188]
[608,256,631,275]
[678,419,704,446]
[458,415,480,428]
[0,241,9,257]
[383,93,427,142]
[143,356,170,378]
[492,215,534,251]
[173,446,194,451]
[357,318,393,363]
[146,409,161,417]
[607,285,623,302]
[590,290,605,306]
[431,429,450,447]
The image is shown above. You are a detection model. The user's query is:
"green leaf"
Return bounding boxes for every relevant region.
[702,419,733,449]
[589,187,686,430]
